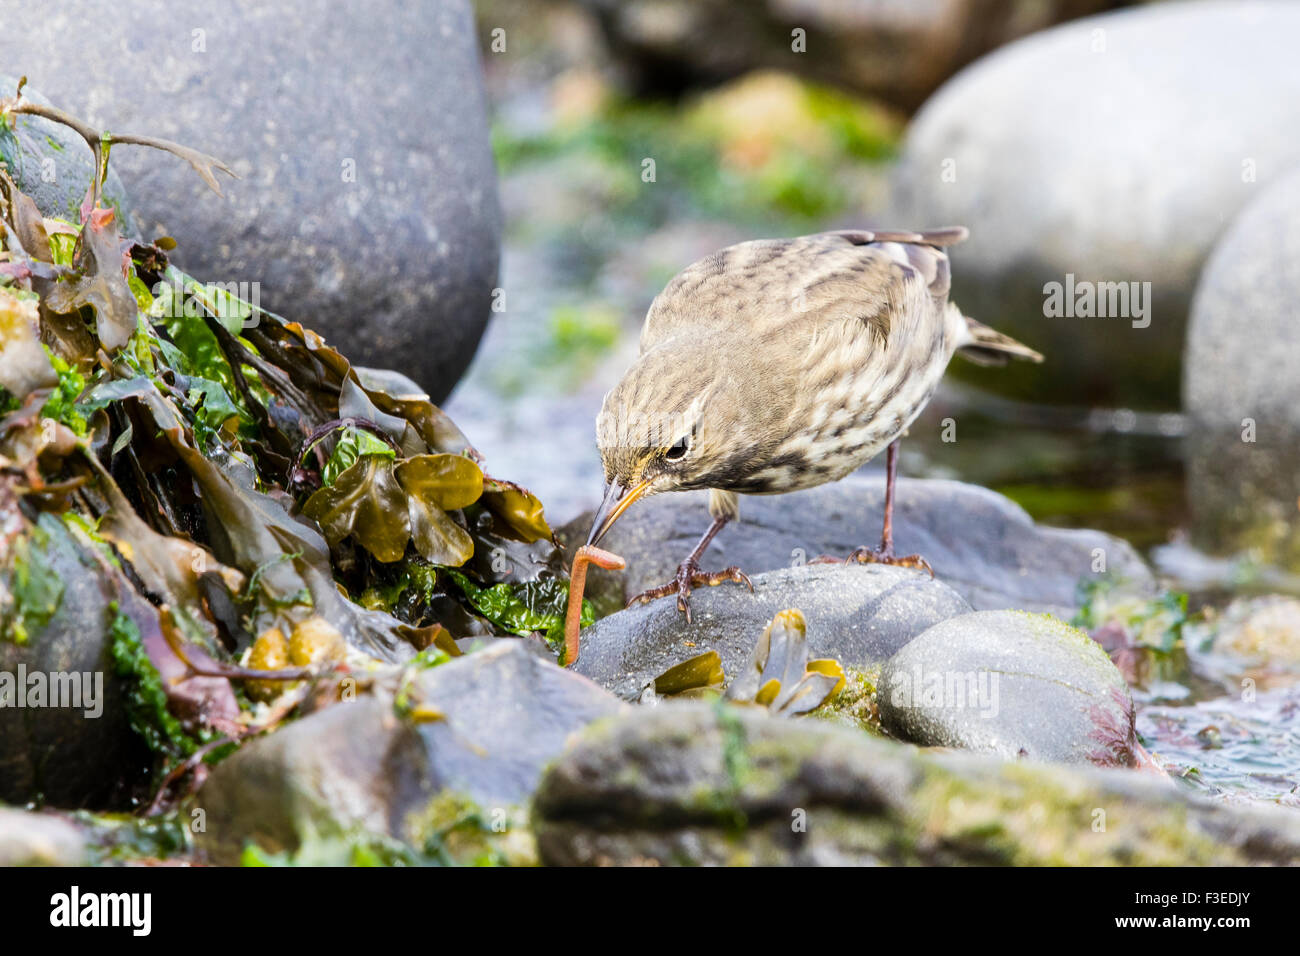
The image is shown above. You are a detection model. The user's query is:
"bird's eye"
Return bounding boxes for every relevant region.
[664,435,690,461]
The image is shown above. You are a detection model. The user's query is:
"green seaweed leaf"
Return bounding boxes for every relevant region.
[398,454,482,565]
[321,425,395,487]
[38,350,88,435]
[302,455,409,563]
[480,477,552,543]
[447,571,590,649]
[108,607,200,759]
[303,450,482,566]
[1,526,64,645]
[180,374,242,446]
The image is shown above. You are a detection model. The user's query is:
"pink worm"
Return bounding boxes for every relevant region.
[563,545,625,667]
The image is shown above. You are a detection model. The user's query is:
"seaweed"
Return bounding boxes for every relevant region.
[108,606,203,760]
[1073,575,1192,688]
[0,88,573,805]
[0,521,62,645]
[449,569,592,652]
[646,609,846,716]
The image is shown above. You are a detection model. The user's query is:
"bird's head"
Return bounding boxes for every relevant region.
[587,338,779,546]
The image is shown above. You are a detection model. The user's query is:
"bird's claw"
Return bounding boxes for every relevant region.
[627,560,753,624]
[847,546,934,577]
[810,547,934,577]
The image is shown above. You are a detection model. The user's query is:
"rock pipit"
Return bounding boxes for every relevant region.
[587,228,1042,621]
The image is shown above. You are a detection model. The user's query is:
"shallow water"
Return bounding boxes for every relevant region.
[1138,685,1300,807]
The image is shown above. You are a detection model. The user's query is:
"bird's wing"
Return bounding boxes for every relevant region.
[820,228,962,306]
[641,229,962,350]
[822,226,969,248]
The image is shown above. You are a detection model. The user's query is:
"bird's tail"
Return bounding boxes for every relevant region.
[954,313,1044,366]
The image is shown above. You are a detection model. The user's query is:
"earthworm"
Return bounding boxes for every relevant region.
[563,544,625,667]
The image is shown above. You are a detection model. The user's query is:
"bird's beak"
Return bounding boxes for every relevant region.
[586,477,652,547]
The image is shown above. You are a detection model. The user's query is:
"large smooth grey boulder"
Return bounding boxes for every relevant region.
[534,703,1300,865]
[1,0,501,402]
[194,641,624,863]
[573,563,971,700]
[892,0,1300,407]
[878,610,1136,767]
[1183,165,1300,568]
[561,476,1153,621]
[1185,165,1300,430]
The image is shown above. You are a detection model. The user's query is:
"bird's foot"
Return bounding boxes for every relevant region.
[811,546,934,577]
[627,558,753,624]
[847,546,934,576]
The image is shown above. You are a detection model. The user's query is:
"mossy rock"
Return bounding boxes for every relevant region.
[533,702,1300,866]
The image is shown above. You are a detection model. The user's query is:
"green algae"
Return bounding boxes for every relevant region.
[1,522,62,645]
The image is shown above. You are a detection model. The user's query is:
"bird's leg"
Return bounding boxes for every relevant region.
[876,437,903,554]
[626,514,753,624]
[815,440,933,575]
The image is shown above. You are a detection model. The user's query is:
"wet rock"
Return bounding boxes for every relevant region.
[534,702,1300,865]
[194,641,624,863]
[0,807,87,865]
[578,0,1113,113]
[561,477,1153,621]
[1183,166,1300,569]
[573,563,970,700]
[0,75,136,230]
[0,516,148,808]
[878,610,1136,766]
[453,634,554,658]
[0,0,501,402]
[892,1,1300,406]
